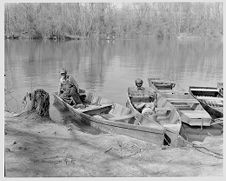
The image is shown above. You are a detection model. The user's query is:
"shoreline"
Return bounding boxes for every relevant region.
[4,111,223,177]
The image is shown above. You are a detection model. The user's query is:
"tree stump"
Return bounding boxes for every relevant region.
[23,89,50,117]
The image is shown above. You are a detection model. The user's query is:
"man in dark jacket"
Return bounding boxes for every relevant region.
[58,68,84,107]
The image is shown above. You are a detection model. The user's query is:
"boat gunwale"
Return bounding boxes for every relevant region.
[126,91,182,132]
[189,87,223,118]
[148,78,213,125]
[189,86,220,90]
[52,92,165,134]
[147,78,176,88]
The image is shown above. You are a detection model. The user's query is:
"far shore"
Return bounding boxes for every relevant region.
[5,33,223,42]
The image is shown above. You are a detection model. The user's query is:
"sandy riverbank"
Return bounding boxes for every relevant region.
[4,111,223,177]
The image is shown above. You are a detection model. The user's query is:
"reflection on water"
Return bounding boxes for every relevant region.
[5,38,223,123]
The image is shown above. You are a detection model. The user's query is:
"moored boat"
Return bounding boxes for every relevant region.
[148,78,212,126]
[148,78,176,90]
[148,78,223,142]
[217,82,223,96]
[126,85,182,146]
[189,86,223,119]
[53,91,166,146]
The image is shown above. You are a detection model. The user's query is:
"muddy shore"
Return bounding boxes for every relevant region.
[4,111,223,177]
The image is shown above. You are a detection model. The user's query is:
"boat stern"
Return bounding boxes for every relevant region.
[180,110,212,126]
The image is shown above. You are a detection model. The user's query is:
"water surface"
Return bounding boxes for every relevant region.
[5,38,223,122]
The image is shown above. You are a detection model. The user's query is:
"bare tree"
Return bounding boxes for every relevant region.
[4,2,223,40]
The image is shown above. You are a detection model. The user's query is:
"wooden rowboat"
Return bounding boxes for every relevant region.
[53,91,165,146]
[126,87,182,146]
[147,78,223,142]
[189,86,223,119]
[147,78,175,90]
[148,78,212,127]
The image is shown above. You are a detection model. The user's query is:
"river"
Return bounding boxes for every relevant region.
[5,37,223,123]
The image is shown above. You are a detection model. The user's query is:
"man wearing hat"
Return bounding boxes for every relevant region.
[58,68,83,106]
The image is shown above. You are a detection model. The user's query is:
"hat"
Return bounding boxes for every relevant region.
[135,78,143,84]
[60,68,67,74]
[135,78,143,88]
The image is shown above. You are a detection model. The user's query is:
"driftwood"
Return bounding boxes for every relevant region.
[22,89,50,117]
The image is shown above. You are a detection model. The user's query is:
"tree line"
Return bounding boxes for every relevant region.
[5,3,223,40]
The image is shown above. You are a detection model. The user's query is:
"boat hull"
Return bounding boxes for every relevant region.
[147,78,223,141]
[148,79,212,126]
[180,122,223,142]
[199,101,223,119]
[126,91,182,147]
[189,86,223,119]
[148,78,175,90]
[53,92,165,146]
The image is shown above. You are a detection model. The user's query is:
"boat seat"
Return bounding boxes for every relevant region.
[173,105,194,110]
[190,88,219,92]
[128,87,156,98]
[130,96,151,103]
[197,96,223,102]
[166,98,199,104]
[191,102,200,109]
[155,108,172,112]
[109,103,131,116]
[100,113,135,123]
[78,104,112,116]
[180,110,211,119]
[154,108,172,120]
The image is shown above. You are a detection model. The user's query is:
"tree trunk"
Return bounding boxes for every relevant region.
[23,89,50,117]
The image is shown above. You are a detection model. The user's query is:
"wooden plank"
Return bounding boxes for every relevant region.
[196,96,223,101]
[148,78,175,84]
[190,88,218,92]
[78,104,112,113]
[108,114,135,122]
[180,110,211,119]
[155,108,172,112]
[166,98,199,103]
[82,105,112,116]
[90,115,164,146]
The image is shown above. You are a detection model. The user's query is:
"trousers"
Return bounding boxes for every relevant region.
[60,86,82,105]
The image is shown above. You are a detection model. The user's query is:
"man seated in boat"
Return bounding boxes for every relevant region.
[129,78,156,112]
[135,102,158,125]
[135,78,145,91]
[58,68,85,108]
[128,78,150,95]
